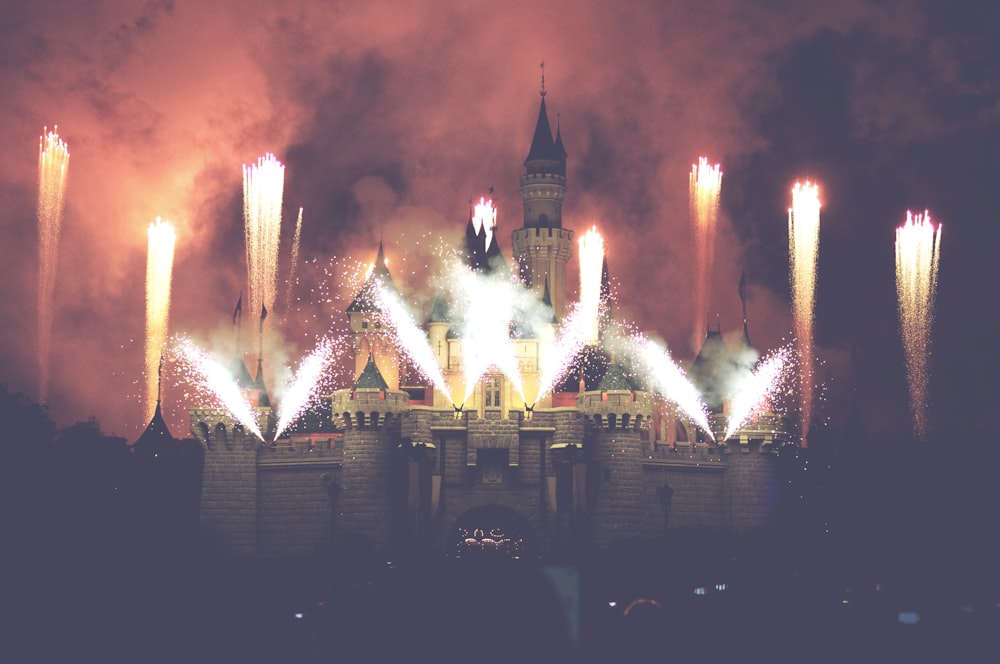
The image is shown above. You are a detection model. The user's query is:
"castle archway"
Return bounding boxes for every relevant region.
[447,505,536,560]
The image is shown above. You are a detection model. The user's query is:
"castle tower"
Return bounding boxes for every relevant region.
[347,241,401,390]
[331,354,410,550]
[512,87,574,320]
[577,363,653,549]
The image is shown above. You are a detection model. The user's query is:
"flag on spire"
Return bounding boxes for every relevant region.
[259,303,268,333]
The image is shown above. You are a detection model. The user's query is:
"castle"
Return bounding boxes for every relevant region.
[190,88,795,560]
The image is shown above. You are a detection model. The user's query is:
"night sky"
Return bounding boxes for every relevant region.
[1,0,996,443]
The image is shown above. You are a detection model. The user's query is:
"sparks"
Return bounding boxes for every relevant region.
[578,226,605,346]
[628,333,714,440]
[274,336,340,439]
[895,210,942,440]
[172,336,264,440]
[374,283,453,404]
[282,207,304,321]
[724,344,793,440]
[788,181,821,446]
[689,157,723,352]
[243,153,285,335]
[144,217,176,422]
[37,127,69,404]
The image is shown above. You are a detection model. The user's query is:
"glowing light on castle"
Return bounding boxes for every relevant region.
[36,127,69,404]
[690,157,722,351]
[578,226,605,345]
[375,283,454,403]
[895,210,942,440]
[788,181,820,446]
[243,153,285,332]
[452,266,526,404]
[724,344,793,440]
[144,217,176,421]
[632,334,714,439]
[273,336,340,439]
[173,336,264,440]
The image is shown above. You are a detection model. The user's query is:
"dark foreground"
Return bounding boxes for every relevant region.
[7,532,999,664]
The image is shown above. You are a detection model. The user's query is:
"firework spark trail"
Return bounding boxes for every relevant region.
[282,207,304,322]
[534,304,590,403]
[724,344,793,440]
[144,218,176,422]
[451,265,525,404]
[36,127,69,404]
[173,336,263,440]
[375,283,453,403]
[629,333,714,440]
[243,153,285,329]
[690,157,722,351]
[578,226,605,345]
[274,336,340,439]
[788,182,820,446]
[473,196,496,251]
[895,210,942,440]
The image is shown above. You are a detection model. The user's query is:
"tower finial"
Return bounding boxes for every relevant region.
[539,60,546,97]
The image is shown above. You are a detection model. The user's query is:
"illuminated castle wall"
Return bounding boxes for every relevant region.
[191,90,794,559]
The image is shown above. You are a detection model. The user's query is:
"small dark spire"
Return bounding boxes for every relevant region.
[539,60,546,97]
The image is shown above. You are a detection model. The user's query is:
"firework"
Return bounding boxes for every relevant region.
[451,265,526,404]
[724,344,793,440]
[282,207,304,320]
[36,127,69,403]
[375,283,453,403]
[144,217,176,422]
[534,303,590,403]
[690,157,722,351]
[895,210,942,440]
[578,226,605,345]
[173,336,264,440]
[274,336,341,439]
[788,181,820,445]
[243,153,285,333]
[629,333,714,439]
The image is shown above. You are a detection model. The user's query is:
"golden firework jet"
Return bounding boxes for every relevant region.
[145,217,176,422]
[788,181,820,446]
[895,210,941,440]
[689,157,722,351]
[36,127,70,404]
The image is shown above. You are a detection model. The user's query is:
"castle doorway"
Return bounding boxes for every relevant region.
[448,505,535,560]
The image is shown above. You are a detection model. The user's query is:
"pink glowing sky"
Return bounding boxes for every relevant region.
[1,1,997,441]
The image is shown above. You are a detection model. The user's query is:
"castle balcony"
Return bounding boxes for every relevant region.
[331,387,410,429]
[577,389,653,432]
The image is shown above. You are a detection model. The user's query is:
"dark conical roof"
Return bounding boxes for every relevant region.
[230,355,256,390]
[134,401,174,447]
[524,98,566,172]
[347,241,398,313]
[691,329,730,412]
[354,353,389,390]
[598,362,632,391]
[541,276,557,324]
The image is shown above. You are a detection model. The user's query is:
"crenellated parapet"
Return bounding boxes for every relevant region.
[189,407,273,450]
[576,389,653,432]
[331,387,410,429]
[712,412,795,452]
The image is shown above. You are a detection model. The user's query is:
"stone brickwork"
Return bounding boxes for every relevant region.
[723,439,780,530]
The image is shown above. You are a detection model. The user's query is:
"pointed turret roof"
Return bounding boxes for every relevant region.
[598,362,632,392]
[134,401,175,448]
[554,117,567,160]
[229,355,256,390]
[354,353,389,390]
[347,241,398,313]
[524,97,566,174]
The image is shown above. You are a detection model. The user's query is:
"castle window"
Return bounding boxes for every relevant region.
[483,374,502,408]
